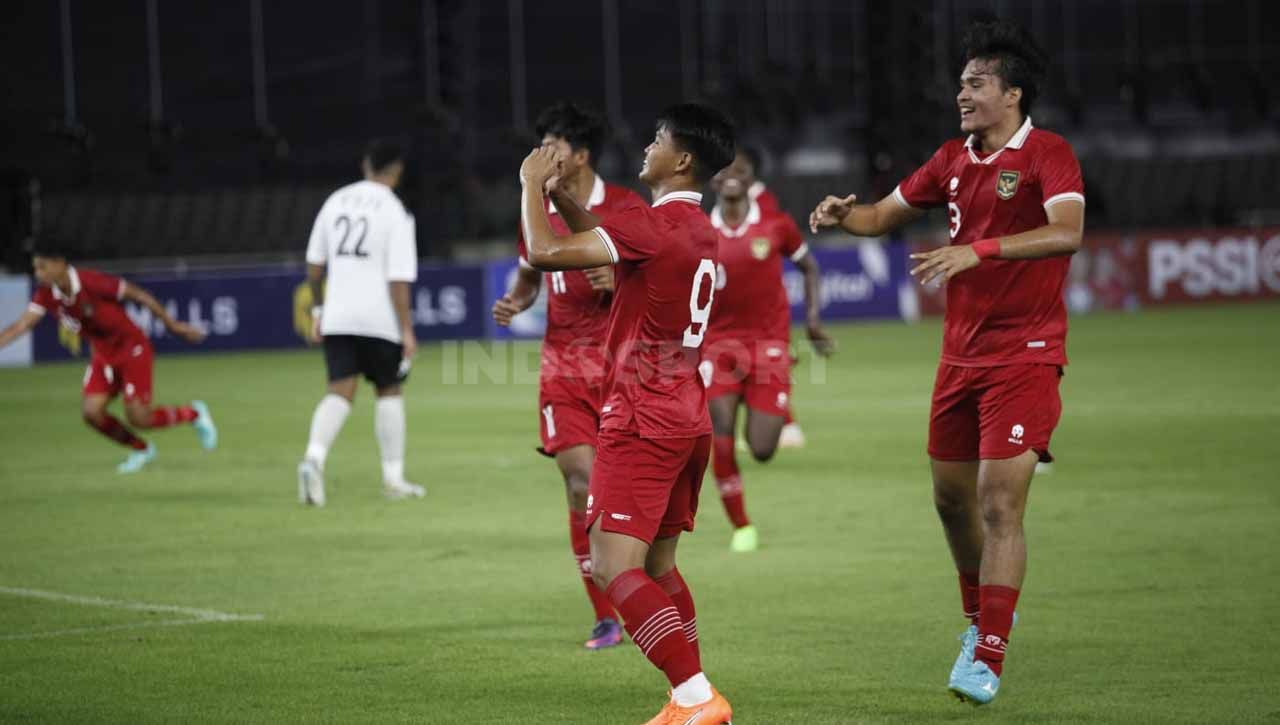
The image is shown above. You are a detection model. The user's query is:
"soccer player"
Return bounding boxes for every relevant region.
[703,150,834,552]
[810,19,1083,705]
[518,103,735,724]
[492,102,646,650]
[297,140,423,506]
[0,242,217,473]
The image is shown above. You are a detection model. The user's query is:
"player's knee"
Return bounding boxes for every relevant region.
[81,407,105,427]
[748,439,777,462]
[564,473,590,510]
[125,408,151,428]
[588,554,619,591]
[978,494,1022,533]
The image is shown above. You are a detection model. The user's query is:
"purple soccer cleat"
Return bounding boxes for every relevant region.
[584,617,623,650]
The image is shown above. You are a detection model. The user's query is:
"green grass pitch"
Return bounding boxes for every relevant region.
[1,303,1278,723]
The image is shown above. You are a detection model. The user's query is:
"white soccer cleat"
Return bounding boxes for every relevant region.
[778,422,807,449]
[383,479,425,501]
[297,458,326,507]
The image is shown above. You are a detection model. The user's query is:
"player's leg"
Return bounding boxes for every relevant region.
[365,337,421,500]
[82,392,148,452]
[646,535,699,662]
[741,343,792,462]
[586,433,726,721]
[80,360,156,473]
[555,442,619,648]
[298,337,359,506]
[742,407,786,462]
[117,349,218,450]
[709,393,753,543]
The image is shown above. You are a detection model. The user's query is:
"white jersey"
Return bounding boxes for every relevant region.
[306,180,418,343]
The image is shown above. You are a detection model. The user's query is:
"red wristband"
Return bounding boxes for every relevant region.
[971,238,1001,260]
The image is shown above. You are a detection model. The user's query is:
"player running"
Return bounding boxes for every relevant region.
[0,243,217,473]
[703,149,834,552]
[492,102,646,650]
[810,20,1084,705]
[297,140,423,506]
[519,103,736,724]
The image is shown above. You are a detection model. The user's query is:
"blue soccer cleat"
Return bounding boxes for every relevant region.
[949,624,978,685]
[192,400,218,451]
[949,659,1001,704]
[117,443,157,474]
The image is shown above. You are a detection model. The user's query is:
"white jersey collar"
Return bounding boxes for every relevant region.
[709,199,762,238]
[965,116,1033,164]
[549,173,607,215]
[652,190,703,207]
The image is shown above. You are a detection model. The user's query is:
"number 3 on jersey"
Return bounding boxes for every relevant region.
[948,202,962,239]
[682,258,716,348]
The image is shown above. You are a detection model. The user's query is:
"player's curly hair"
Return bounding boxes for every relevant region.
[534,101,610,165]
[962,19,1048,117]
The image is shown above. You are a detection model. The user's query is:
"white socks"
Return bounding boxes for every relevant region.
[374,395,406,484]
[305,394,351,467]
[671,672,713,708]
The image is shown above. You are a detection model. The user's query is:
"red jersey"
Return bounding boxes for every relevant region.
[749,181,782,216]
[707,200,808,344]
[29,266,148,361]
[517,176,647,380]
[591,191,719,439]
[895,118,1085,367]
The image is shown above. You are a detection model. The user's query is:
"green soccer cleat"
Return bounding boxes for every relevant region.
[729,524,759,553]
[949,659,1001,705]
[192,400,218,451]
[117,443,157,474]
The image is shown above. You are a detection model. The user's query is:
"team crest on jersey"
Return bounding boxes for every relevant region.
[996,170,1020,200]
[750,237,771,260]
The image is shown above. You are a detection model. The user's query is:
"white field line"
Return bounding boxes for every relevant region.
[0,586,263,641]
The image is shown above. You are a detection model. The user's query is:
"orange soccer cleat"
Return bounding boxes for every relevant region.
[642,687,733,725]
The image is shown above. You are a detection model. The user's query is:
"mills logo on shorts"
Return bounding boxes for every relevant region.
[1008,424,1025,445]
[996,170,1020,200]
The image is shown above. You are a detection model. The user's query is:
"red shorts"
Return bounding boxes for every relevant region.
[699,338,792,417]
[586,429,712,544]
[83,341,154,405]
[538,375,602,456]
[928,363,1063,463]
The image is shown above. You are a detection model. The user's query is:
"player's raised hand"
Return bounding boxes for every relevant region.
[910,245,981,286]
[806,323,837,357]
[520,146,563,188]
[584,265,614,293]
[809,194,857,233]
[491,294,526,327]
[170,320,207,344]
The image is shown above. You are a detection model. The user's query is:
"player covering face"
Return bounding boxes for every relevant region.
[0,246,217,473]
[703,149,834,552]
[810,19,1085,705]
[519,103,737,725]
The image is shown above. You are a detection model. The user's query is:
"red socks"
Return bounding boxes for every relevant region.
[712,435,750,528]
[148,405,198,428]
[958,570,980,626]
[606,568,701,688]
[569,510,615,622]
[653,568,700,663]
[87,414,148,450]
[976,584,1020,676]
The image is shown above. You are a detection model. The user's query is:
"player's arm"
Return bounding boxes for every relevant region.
[121,281,206,343]
[492,264,541,327]
[519,147,613,271]
[809,193,923,237]
[793,252,835,356]
[547,183,614,291]
[389,281,416,361]
[0,308,42,349]
[306,264,325,343]
[909,200,1085,285]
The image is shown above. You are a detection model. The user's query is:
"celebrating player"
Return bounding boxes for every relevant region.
[703,149,834,552]
[491,102,645,650]
[519,103,736,724]
[0,242,217,473]
[297,140,423,506]
[810,20,1083,704]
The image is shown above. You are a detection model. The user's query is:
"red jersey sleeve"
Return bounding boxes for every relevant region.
[1036,139,1086,209]
[894,143,953,210]
[594,205,663,264]
[29,285,53,314]
[774,214,808,260]
[79,269,126,301]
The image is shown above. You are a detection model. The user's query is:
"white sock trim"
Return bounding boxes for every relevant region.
[671,672,713,708]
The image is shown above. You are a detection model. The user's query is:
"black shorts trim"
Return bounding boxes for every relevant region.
[323,335,407,388]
